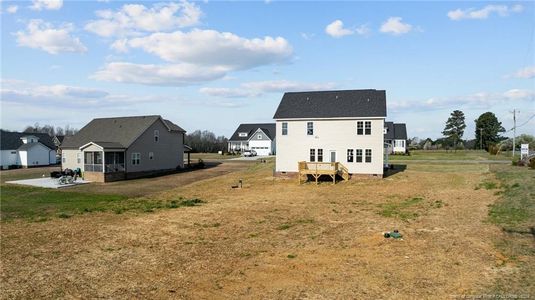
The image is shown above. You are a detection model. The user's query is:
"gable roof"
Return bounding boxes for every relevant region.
[384,122,395,140]
[273,89,387,119]
[17,142,50,151]
[60,115,184,149]
[0,130,55,150]
[384,122,407,140]
[393,123,407,140]
[229,123,276,141]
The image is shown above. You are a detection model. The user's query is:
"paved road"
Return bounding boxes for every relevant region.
[389,159,511,164]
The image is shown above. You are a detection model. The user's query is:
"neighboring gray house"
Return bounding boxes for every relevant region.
[228,123,276,156]
[60,115,185,182]
[0,130,56,169]
[274,89,386,177]
[384,122,408,154]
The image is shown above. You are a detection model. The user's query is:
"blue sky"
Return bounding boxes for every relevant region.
[1,0,534,139]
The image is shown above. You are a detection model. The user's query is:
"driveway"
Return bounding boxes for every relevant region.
[229,155,274,161]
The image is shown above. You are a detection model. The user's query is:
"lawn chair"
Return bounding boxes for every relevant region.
[57,176,74,185]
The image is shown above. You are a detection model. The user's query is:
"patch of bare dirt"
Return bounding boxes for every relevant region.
[1,162,503,299]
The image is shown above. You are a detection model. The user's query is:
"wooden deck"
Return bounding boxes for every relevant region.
[298,161,350,184]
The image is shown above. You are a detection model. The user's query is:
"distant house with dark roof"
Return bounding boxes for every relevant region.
[273,89,387,177]
[60,115,186,182]
[0,130,57,169]
[228,123,276,156]
[384,122,408,154]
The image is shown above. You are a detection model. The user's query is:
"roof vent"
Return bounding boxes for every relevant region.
[367,98,370,102]
[306,97,309,101]
[336,95,338,99]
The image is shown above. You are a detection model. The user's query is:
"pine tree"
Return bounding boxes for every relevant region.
[442,110,466,150]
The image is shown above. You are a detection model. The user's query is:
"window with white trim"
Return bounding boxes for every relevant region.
[77,153,81,164]
[131,153,140,165]
[317,149,323,162]
[356,149,363,162]
[365,121,371,135]
[149,152,154,160]
[154,130,159,142]
[62,156,66,163]
[347,149,354,162]
[365,149,372,163]
[307,122,314,135]
[357,121,364,135]
[310,149,316,162]
[282,122,288,135]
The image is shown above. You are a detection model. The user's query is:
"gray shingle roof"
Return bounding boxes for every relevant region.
[384,122,395,139]
[384,122,407,140]
[273,89,387,119]
[229,123,276,141]
[393,123,407,140]
[0,130,55,150]
[163,119,186,132]
[61,115,184,149]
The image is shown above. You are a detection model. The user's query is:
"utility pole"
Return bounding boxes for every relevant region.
[512,109,517,158]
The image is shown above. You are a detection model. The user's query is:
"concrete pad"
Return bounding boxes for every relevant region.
[6,177,91,189]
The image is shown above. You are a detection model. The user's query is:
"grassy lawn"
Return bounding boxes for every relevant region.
[0,184,206,221]
[389,150,512,161]
[487,164,535,295]
[1,159,533,298]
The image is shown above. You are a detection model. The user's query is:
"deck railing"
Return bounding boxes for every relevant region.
[298,161,349,184]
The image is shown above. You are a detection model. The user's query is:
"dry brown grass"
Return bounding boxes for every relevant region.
[1,161,506,299]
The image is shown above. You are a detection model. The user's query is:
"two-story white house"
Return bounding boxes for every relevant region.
[384,122,408,154]
[227,123,276,156]
[274,89,386,178]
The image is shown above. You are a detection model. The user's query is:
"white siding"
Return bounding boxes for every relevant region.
[276,118,384,175]
[62,149,84,171]
[393,139,406,153]
[19,143,53,167]
[0,150,18,168]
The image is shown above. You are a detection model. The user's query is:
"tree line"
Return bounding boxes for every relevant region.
[185,130,228,153]
[409,110,534,152]
[22,123,78,136]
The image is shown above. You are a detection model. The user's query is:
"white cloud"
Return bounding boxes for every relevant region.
[30,0,63,11]
[355,24,371,36]
[325,20,353,38]
[380,17,413,35]
[199,80,338,98]
[390,89,534,112]
[199,87,260,98]
[447,4,523,21]
[122,29,293,69]
[15,19,87,54]
[7,5,18,13]
[110,38,129,53]
[85,1,201,37]
[242,80,337,93]
[511,66,535,79]
[97,29,293,86]
[503,89,535,100]
[91,62,229,86]
[300,32,315,40]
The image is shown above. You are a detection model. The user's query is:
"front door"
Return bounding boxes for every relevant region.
[330,151,336,162]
